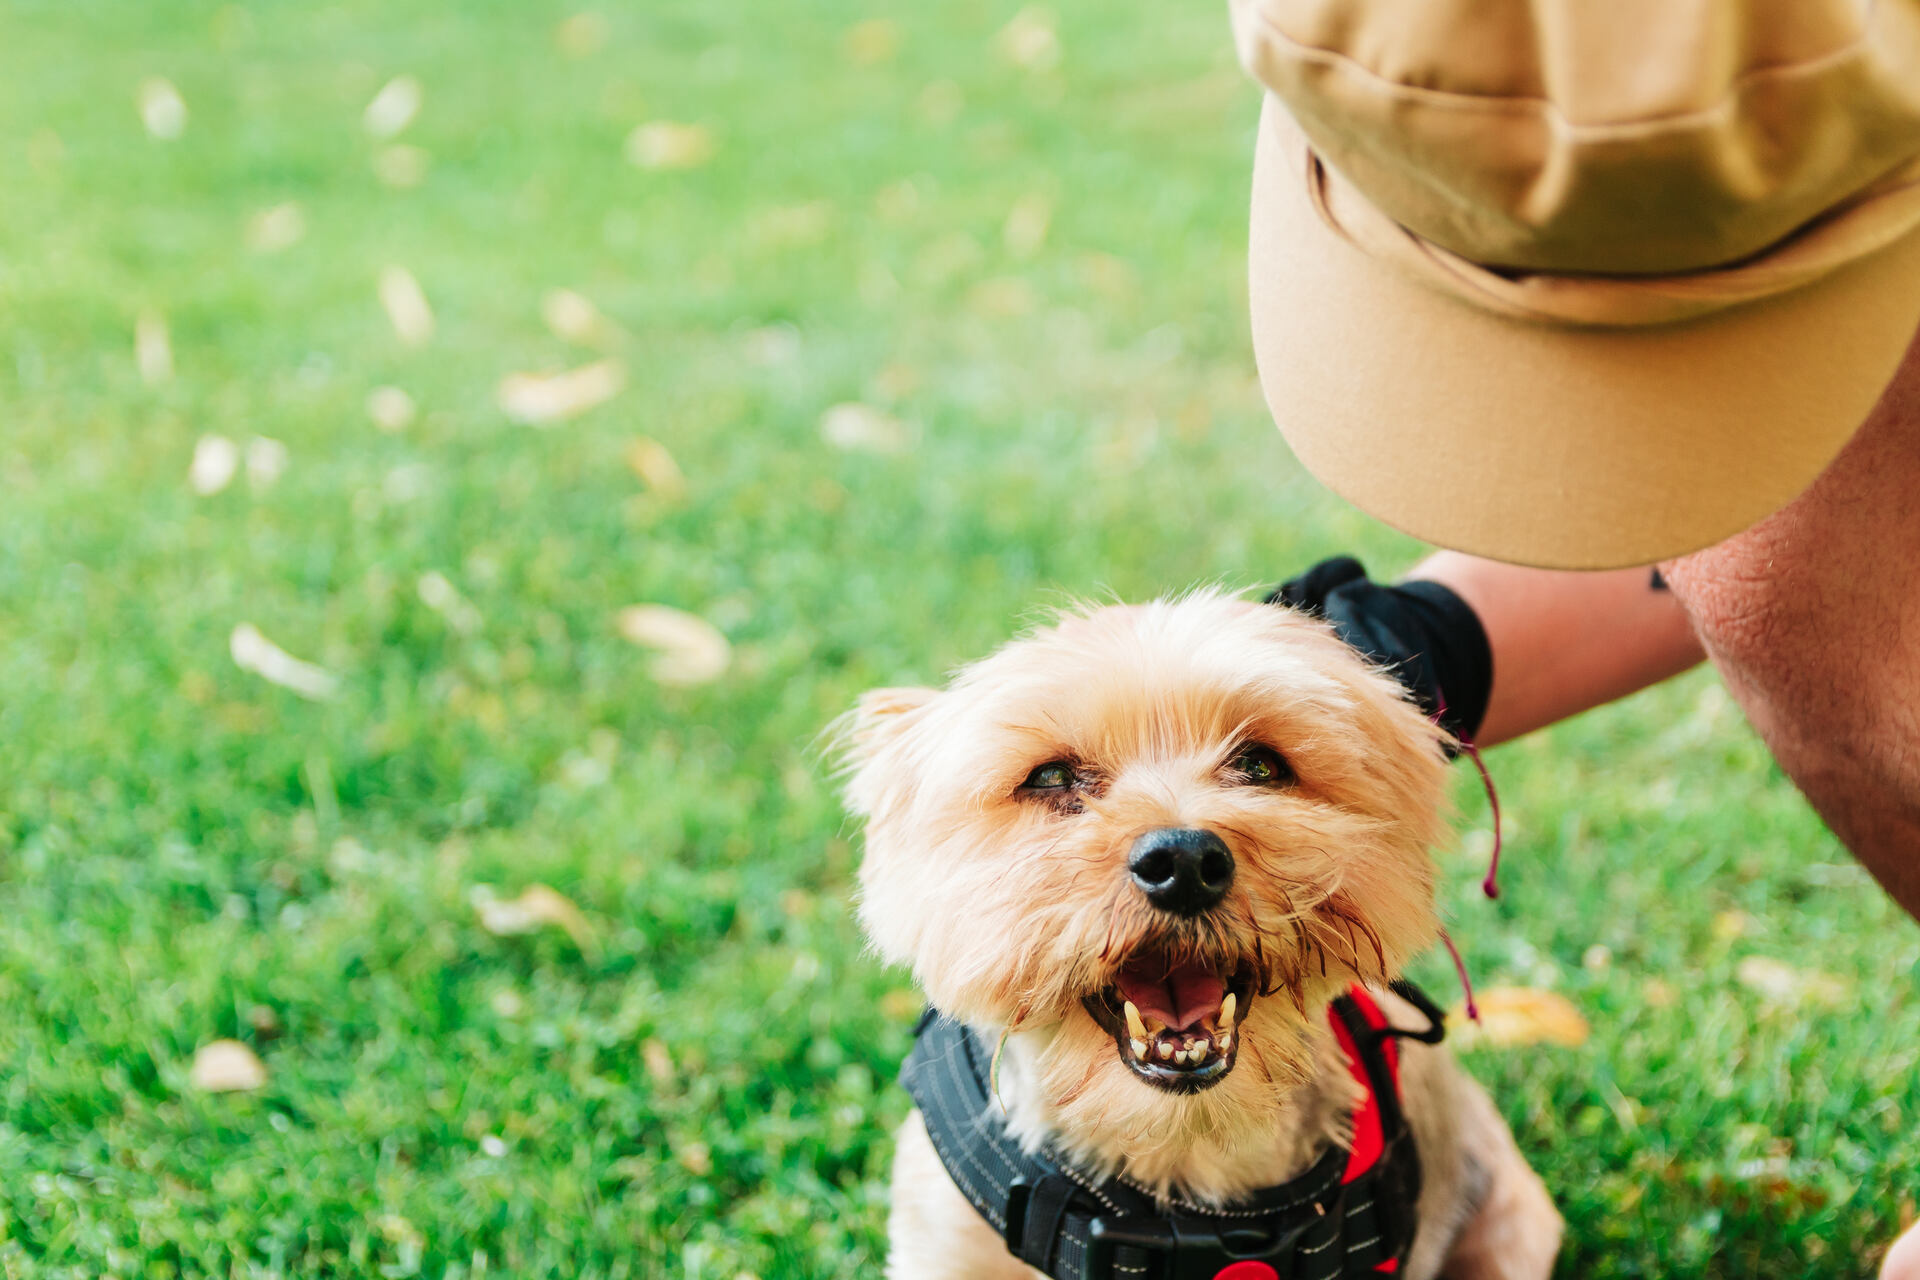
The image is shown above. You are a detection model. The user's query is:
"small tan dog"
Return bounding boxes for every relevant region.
[842,593,1561,1280]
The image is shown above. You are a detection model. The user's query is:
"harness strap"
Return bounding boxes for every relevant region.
[901,982,1439,1280]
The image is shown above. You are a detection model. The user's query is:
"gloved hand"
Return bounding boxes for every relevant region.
[1267,556,1493,745]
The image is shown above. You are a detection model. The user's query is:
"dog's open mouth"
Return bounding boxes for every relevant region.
[1082,951,1252,1093]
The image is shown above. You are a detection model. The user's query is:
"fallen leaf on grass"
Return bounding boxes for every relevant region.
[245,436,288,489]
[881,989,923,1021]
[626,121,715,170]
[541,287,618,346]
[136,309,173,384]
[625,436,686,501]
[1735,956,1849,1009]
[189,435,238,495]
[843,18,902,64]
[616,604,730,685]
[641,1038,674,1086]
[363,75,423,139]
[1713,909,1757,941]
[230,623,340,701]
[1003,192,1052,257]
[366,385,416,431]
[246,202,307,253]
[416,571,481,633]
[996,7,1061,71]
[556,11,610,57]
[190,1039,267,1092]
[1451,986,1589,1048]
[471,883,597,953]
[498,359,625,424]
[820,402,910,454]
[379,266,434,346]
[373,144,429,188]
[138,77,187,140]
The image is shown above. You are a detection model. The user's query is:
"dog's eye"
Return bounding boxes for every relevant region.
[1023,761,1077,791]
[1227,744,1293,787]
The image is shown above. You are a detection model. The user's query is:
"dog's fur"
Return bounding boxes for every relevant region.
[842,593,1561,1279]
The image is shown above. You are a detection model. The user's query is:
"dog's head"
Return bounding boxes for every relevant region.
[841,592,1450,1173]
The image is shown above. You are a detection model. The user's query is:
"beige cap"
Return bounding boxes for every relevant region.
[1233,0,1920,569]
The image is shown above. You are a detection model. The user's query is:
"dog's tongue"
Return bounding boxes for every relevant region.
[1116,957,1225,1031]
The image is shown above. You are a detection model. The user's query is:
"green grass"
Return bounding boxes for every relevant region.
[1,1,1916,1276]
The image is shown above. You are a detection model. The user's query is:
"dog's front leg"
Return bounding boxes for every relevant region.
[1438,1081,1562,1280]
[885,1111,1041,1280]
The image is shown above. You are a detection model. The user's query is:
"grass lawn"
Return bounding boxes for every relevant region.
[3,0,1917,1276]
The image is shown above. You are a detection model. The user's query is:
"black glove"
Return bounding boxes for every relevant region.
[1267,556,1493,745]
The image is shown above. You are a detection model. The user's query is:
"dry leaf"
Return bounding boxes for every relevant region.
[626,121,715,170]
[1452,986,1589,1048]
[363,75,423,139]
[366,385,417,432]
[246,202,306,253]
[378,266,434,346]
[229,623,340,701]
[245,436,288,489]
[675,1140,713,1175]
[641,1038,674,1086]
[967,276,1036,318]
[917,80,964,125]
[136,309,173,384]
[471,883,597,952]
[751,201,835,250]
[820,402,910,454]
[190,1039,267,1092]
[417,570,481,634]
[139,77,187,140]
[1713,910,1757,941]
[616,604,730,686]
[541,288,616,346]
[556,11,610,56]
[373,144,429,188]
[189,434,238,495]
[1735,956,1849,1009]
[880,989,923,1021]
[1003,192,1052,257]
[996,8,1061,71]
[743,325,800,365]
[498,359,625,425]
[625,436,687,502]
[842,18,902,65]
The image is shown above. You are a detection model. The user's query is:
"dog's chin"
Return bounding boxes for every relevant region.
[1079,948,1254,1095]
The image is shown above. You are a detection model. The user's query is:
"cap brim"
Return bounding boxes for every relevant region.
[1249,99,1920,570]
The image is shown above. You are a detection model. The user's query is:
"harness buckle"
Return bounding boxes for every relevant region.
[1086,1192,1345,1280]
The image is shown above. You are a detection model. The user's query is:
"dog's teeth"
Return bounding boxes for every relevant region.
[1157,1041,1173,1060]
[1219,992,1236,1032]
[1130,1038,1148,1060]
[1217,1031,1232,1053]
[1124,1001,1148,1042]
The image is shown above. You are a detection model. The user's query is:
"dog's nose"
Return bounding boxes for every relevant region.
[1128,828,1234,915]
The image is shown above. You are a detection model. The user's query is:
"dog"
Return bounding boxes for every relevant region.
[841,592,1562,1279]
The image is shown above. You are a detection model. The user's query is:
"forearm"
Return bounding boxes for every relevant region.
[1407,552,1706,747]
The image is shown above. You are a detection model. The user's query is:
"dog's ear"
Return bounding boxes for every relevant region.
[845,686,939,759]
[836,686,941,816]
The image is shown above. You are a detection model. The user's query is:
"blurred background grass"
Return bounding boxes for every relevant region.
[2,0,1917,1276]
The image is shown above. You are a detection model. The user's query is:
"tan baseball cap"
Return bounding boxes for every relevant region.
[1232,0,1920,569]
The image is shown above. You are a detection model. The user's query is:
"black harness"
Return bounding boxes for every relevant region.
[899,981,1447,1280]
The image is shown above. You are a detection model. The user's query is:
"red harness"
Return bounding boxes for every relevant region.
[1328,985,1404,1273]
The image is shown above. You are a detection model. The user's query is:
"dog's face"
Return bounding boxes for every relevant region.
[843,594,1450,1160]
